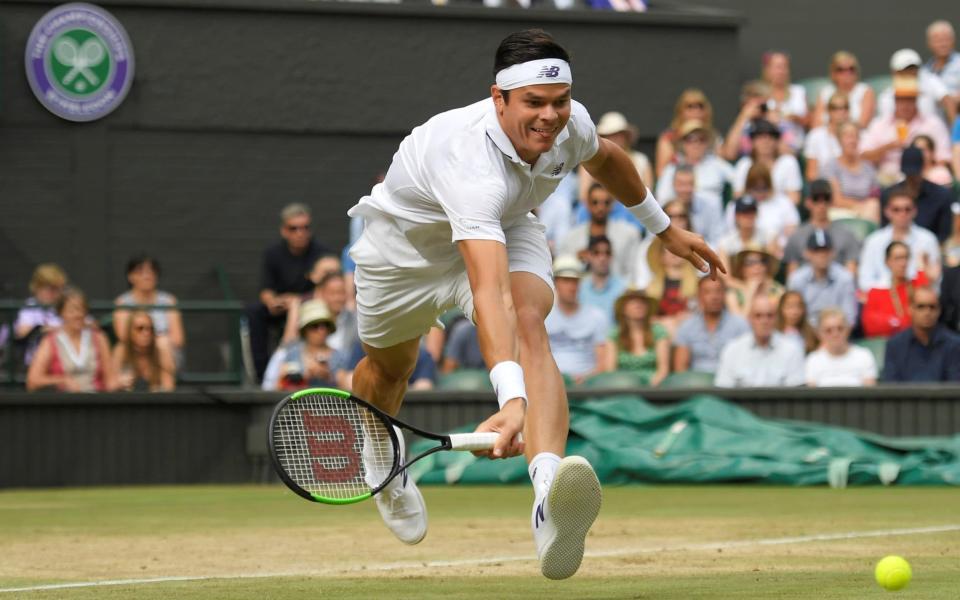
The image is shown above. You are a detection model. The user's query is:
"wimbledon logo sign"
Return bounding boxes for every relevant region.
[25,3,135,122]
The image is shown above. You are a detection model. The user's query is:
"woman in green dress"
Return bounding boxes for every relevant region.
[603,290,670,386]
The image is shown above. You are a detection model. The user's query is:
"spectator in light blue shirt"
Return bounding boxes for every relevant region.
[546,255,610,383]
[578,235,627,320]
[673,277,749,373]
[786,229,857,327]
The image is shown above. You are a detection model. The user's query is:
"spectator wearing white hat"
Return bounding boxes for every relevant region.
[877,48,955,125]
[545,255,610,384]
[578,111,652,202]
[861,76,952,185]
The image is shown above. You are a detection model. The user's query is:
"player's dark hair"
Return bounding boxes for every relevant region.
[494,29,570,103]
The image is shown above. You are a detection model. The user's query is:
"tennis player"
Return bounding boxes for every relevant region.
[347,29,724,579]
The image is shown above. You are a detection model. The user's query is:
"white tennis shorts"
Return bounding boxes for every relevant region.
[351,213,554,349]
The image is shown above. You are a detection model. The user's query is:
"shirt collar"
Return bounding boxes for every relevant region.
[483,99,571,168]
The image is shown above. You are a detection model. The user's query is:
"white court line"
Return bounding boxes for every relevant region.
[2,524,958,594]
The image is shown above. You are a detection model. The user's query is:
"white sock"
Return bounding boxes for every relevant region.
[528,452,562,499]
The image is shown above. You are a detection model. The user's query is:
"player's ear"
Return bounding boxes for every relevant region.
[491,85,505,111]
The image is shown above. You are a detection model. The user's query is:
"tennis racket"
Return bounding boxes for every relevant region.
[268,387,500,505]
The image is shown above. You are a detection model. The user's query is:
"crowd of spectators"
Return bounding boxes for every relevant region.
[9,19,960,393]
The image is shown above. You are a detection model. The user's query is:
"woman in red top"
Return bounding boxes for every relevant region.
[27,288,119,392]
[861,241,929,338]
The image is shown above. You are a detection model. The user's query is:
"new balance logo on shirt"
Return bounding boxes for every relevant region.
[537,65,561,79]
[551,162,564,176]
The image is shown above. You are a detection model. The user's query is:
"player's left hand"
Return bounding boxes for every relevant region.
[657,224,727,280]
[472,397,525,460]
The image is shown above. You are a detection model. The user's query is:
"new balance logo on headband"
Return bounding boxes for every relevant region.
[537,65,561,79]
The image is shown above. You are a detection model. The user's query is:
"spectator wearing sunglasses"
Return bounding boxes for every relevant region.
[246,203,330,381]
[859,187,941,292]
[804,92,847,181]
[879,147,955,243]
[786,229,857,328]
[811,51,875,129]
[804,308,877,387]
[657,120,734,208]
[112,311,176,391]
[262,299,337,391]
[783,180,860,277]
[655,88,720,178]
[881,287,960,383]
[113,255,184,368]
[558,183,640,280]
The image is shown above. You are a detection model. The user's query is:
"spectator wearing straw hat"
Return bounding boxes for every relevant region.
[261,299,338,391]
[786,229,857,328]
[545,255,610,384]
[725,245,784,318]
[863,76,952,185]
[602,290,669,386]
[657,119,734,207]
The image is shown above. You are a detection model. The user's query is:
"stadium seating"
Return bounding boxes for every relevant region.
[834,217,878,243]
[437,369,493,391]
[854,337,888,369]
[660,370,716,388]
[864,74,892,96]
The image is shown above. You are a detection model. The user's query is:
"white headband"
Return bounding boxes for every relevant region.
[495,58,572,90]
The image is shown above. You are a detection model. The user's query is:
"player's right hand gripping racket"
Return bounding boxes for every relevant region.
[268,387,499,505]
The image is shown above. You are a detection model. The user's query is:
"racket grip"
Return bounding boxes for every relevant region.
[447,432,501,451]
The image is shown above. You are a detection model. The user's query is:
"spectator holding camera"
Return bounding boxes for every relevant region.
[27,288,119,392]
[262,300,337,391]
[112,311,176,391]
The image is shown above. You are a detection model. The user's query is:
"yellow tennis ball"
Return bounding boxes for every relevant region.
[875,555,912,591]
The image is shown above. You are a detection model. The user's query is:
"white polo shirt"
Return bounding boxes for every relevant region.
[348,97,599,268]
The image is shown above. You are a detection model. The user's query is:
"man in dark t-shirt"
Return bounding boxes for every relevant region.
[247,203,330,380]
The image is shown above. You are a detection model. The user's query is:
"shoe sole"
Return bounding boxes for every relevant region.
[540,456,602,580]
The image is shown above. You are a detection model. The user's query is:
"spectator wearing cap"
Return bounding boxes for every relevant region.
[733,118,803,205]
[657,119,735,208]
[940,264,960,332]
[723,163,799,253]
[545,256,610,383]
[861,241,930,338]
[714,295,805,387]
[879,146,955,243]
[862,76,952,186]
[558,183,640,281]
[877,49,955,125]
[603,290,669,386]
[673,277,749,374]
[804,92,847,181]
[804,308,877,387]
[783,180,860,277]
[578,235,627,319]
[859,186,941,292]
[760,50,808,150]
[579,111,652,201]
[924,20,960,100]
[716,195,776,266]
[881,287,960,383]
[811,51,876,129]
[656,88,720,178]
[822,121,881,223]
[261,299,337,391]
[910,134,954,187]
[786,229,857,327]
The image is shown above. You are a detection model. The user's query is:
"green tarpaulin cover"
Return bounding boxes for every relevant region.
[409,395,960,487]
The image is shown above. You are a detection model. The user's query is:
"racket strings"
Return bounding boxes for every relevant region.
[272,393,396,500]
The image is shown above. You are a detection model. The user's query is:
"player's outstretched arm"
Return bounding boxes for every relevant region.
[457,238,525,459]
[581,138,727,279]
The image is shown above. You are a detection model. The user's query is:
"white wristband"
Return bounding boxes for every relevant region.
[489,361,527,409]
[628,188,671,234]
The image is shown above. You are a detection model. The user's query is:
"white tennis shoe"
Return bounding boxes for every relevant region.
[531,455,602,580]
[366,427,428,545]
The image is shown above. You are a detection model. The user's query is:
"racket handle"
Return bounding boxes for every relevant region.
[447,432,501,451]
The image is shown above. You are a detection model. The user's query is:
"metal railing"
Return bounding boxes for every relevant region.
[0,299,247,387]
